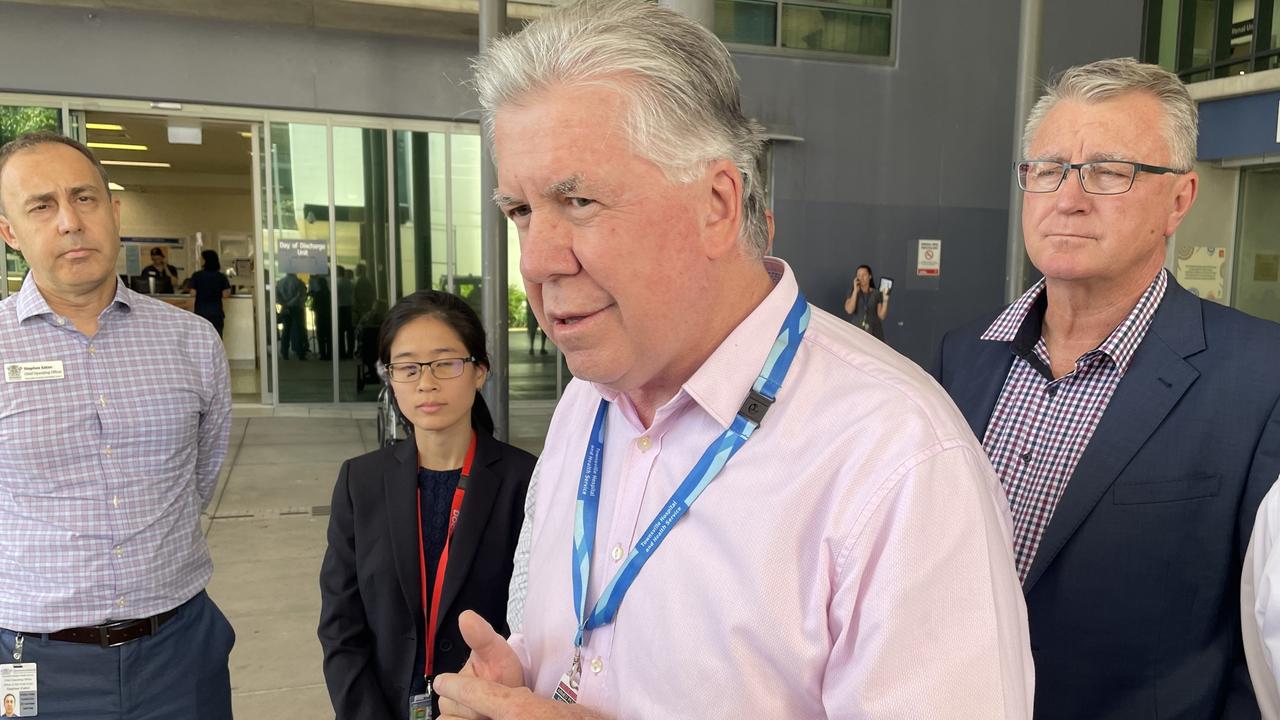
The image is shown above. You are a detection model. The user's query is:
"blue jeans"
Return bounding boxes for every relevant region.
[0,591,234,719]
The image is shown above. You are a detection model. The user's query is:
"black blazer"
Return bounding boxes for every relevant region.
[318,432,535,720]
[936,277,1280,719]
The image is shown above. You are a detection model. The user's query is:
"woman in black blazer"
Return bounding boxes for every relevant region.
[318,290,536,720]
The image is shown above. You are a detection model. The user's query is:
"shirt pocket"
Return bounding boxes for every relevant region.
[1112,473,1221,505]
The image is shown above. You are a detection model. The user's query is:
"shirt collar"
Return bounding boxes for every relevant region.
[592,257,798,431]
[15,272,135,324]
[981,269,1169,377]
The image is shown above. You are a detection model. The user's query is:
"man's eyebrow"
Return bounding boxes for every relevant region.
[548,175,582,196]
[69,184,102,197]
[493,174,586,207]
[22,191,56,206]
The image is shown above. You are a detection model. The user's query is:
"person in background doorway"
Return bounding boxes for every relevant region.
[310,271,333,361]
[277,271,308,360]
[319,289,535,720]
[140,246,179,294]
[353,262,375,322]
[337,265,354,359]
[935,58,1280,718]
[187,249,231,336]
[0,131,234,719]
[842,264,889,340]
[524,299,546,355]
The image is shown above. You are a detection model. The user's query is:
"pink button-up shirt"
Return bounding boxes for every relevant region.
[511,259,1033,719]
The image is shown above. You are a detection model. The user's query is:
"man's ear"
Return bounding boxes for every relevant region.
[0,214,20,252]
[702,158,743,260]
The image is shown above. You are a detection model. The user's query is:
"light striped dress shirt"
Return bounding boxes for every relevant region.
[507,259,1033,719]
[0,274,231,632]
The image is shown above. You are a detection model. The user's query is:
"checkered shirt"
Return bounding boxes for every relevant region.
[982,269,1168,581]
[0,274,231,632]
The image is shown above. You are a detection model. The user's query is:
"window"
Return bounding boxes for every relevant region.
[716,0,894,61]
[1143,0,1280,82]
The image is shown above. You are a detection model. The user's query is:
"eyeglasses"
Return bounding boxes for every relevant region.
[1015,160,1188,195]
[385,357,476,383]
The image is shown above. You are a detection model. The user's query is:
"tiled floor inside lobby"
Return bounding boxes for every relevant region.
[205,400,551,717]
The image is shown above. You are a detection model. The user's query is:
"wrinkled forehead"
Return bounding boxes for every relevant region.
[1030,93,1172,162]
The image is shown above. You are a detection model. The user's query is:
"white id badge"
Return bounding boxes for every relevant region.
[408,689,432,720]
[3,362,64,383]
[0,662,37,716]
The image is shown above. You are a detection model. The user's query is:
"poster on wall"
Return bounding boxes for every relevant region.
[1174,246,1227,302]
[916,239,941,277]
[278,240,329,275]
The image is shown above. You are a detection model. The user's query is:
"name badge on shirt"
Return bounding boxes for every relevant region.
[4,361,64,383]
[0,662,38,716]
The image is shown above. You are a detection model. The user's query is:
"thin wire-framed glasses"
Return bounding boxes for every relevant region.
[385,356,477,383]
[1015,160,1187,195]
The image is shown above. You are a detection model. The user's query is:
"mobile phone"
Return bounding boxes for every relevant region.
[879,277,894,295]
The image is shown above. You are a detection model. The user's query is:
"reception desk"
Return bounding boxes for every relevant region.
[151,293,256,369]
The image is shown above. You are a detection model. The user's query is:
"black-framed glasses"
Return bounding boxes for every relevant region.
[385,356,476,383]
[1015,160,1188,195]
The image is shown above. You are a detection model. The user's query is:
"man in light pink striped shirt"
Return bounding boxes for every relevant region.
[433,3,1033,719]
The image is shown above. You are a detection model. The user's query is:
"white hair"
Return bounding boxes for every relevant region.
[1022,57,1198,171]
[472,0,769,257]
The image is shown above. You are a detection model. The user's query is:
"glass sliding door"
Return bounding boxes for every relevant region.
[269,122,335,403]
[393,129,449,298]
[1,104,61,297]
[336,126,389,403]
[1234,166,1280,324]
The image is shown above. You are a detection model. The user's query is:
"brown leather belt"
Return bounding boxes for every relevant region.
[45,608,179,648]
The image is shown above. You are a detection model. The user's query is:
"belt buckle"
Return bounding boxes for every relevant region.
[98,618,137,648]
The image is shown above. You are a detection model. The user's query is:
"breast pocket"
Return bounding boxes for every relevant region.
[1112,474,1221,505]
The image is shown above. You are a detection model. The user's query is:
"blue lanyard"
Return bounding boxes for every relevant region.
[571,292,810,647]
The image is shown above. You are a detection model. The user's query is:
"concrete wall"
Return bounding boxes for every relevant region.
[0,0,1148,366]
[739,0,1145,365]
[0,2,477,120]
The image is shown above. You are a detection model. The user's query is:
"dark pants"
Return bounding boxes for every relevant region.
[337,306,353,358]
[0,591,235,720]
[281,306,306,359]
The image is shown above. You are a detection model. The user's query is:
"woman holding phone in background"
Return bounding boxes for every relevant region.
[843,264,890,341]
[318,290,535,720]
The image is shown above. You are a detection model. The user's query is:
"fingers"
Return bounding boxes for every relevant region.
[458,610,505,661]
[435,673,530,720]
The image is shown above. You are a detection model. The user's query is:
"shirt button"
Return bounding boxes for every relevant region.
[116,597,125,608]
[610,544,624,562]
[114,546,123,557]
[590,657,604,674]
[88,345,96,355]
[104,446,112,457]
[98,394,107,407]
[57,317,66,326]
[636,436,652,452]
[112,495,120,509]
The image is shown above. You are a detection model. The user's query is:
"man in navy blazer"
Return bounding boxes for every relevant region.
[936,58,1280,719]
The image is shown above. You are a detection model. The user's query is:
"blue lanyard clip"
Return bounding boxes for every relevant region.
[737,387,774,426]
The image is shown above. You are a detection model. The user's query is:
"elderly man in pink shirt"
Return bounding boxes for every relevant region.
[433,2,1034,719]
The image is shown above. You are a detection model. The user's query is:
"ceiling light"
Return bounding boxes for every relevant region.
[86,123,124,131]
[239,131,253,139]
[101,160,171,168]
[88,142,149,151]
[108,182,125,191]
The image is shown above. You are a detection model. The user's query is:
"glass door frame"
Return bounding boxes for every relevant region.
[0,91,476,406]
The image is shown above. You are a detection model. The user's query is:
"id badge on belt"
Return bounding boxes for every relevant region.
[1,635,38,716]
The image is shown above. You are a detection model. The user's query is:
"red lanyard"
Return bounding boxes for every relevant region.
[415,432,477,681]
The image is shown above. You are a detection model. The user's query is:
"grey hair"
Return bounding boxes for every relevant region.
[0,131,113,216]
[473,0,769,257]
[1022,57,1198,172]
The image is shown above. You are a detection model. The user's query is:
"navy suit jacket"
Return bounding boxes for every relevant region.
[936,277,1280,719]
